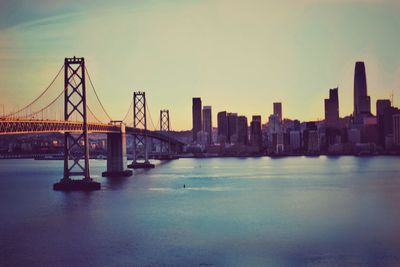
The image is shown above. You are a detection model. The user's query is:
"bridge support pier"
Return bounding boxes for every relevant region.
[102,123,132,177]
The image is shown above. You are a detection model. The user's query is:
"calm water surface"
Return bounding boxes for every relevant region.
[1,157,400,267]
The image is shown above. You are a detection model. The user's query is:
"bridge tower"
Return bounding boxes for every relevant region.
[128,92,155,169]
[53,57,100,191]
[160,109,171,155]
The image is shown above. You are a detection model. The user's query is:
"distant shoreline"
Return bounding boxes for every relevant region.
[1,153,400,160]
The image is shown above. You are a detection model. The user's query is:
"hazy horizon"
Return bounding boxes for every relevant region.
[1,0,400,130]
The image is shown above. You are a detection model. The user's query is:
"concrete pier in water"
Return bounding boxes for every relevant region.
[102,124,133,177]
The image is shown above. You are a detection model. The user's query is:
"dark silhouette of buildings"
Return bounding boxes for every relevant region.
[273,102,282,122]
[227,113,238,143]
[250,115,262,150]
[324,88,339,128]
[237,116,248,145]
[394,114,400,146]
[192,97,202,142]
[186,60,400,156]
[353,61,371,123]
[217,111,228,143]
[202,106,212,144]
[376,100,400,148]
[377,99,392,146]
[377,100,391,118]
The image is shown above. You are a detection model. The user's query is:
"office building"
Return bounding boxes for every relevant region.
[268,114,281,133]
[202,106,212,145]
[273,102,282,122]
[324,87,339,128]
[227,113,238,143]
[217,111,228,143]
[237,116,248,145]
[289,130,301,151]
[353,61,371,123]
[250,115,262,150]
[192,98,202,142]
[394,114,400,146]
[377,99,391,118]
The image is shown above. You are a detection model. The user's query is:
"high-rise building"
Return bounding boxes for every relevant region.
[268,114,281,133]
[289,130,301,151]
[376,100,392,146]
[377,99,391,118]
[202,106,212,145]
[293,120,301,131]
[237,116,248,145]
[273,102,282,122]
[192,97,202,142]
[250,115,262,150]
[380,106,400,148]
[394,114,400,146]
[353,61,371,123]
[217,111,228,143]
[227,113,238,143]
[324,87,339,128]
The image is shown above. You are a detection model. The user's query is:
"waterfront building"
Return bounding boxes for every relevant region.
[237,116,248,145]
[203,106,212,145]
[353,61,371,124]
[324,87,339,128]
[192,97,202,142]
[217,111,228,143]
[289,130,301,151]
[273,102,282,122]
[377,99,392,146]
[394,114,400,146]
[250,115,262,151]
[227,113,238,143]
[348,128,361,144]
[268,114,281,133]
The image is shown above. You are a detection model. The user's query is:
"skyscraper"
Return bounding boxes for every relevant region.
[273,102,282,122]
[202,106,212,145]
[268,114,281,133]
[250,115,262,150]
[237,115,248,145]
[217,111,228,142]
[227,113,238,143]
[377,99,391,118]
[192,97,202,142]
[394,114,400,146]
[353,61,371,123]
[376,99,392,147]
[324,87,339,128]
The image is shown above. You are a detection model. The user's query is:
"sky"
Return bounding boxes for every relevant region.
[1,0,400,130]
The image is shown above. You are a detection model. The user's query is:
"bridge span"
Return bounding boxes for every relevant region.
[0,57,186,191]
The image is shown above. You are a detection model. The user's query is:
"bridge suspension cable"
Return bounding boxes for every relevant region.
[122,100,133,125]
[85,67,113,122]
[145,101,158,130]
[86,104,104,124]
[1,64,64,119]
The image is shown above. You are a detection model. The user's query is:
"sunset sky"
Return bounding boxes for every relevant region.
[1,0,400,130]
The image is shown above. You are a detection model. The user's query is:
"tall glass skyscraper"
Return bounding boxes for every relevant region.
[353,61,371,123]
[192,97,202,142]
[202,106,212,144]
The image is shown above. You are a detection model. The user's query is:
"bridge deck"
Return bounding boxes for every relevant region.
[0,120,185,147]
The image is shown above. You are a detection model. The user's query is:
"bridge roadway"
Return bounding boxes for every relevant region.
[0,119,185,147]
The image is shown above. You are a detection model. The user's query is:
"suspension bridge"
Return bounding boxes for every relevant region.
[0,57,185,191]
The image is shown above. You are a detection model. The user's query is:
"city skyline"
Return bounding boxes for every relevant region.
[1,0,400,130]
